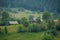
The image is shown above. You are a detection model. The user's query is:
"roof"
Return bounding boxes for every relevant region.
[9,21,18,24]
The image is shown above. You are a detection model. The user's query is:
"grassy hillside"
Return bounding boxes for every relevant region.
[55,31,60,40]
[0,25,60,40]
[0,32,44,40]
[9,12,42,19]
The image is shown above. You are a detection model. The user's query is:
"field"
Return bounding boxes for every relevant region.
[0,25,60,40]
[0,12,60,40]
[0,32,44,40]
[9,12,43,19]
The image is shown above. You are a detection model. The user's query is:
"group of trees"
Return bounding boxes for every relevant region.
[0,11,60,40]
[0,26,8,34]
[0,11,10,26]
[18,11,57,34]
[42,32,55,40]
[56,20,60,30]
[0,11,58,33]
[0,11,10,34]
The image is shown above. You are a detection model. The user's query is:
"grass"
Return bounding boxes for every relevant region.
[0,32,44,40]
[0,25,60,40]
[10,12,42,19]
[0,32,60,40]
[55,31,60,40]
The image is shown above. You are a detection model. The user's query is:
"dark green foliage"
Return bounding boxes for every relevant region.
[28,23,47,32]
[18,25,28,33]
[28,24,40,32]
[0,0,59,13]
[48,21,55,30]
[0,28,2,34]
[16,19,21,24]
[47,30,57,37]
[18,26,24,33]
[21,17,29,27]
[4,39,7,40]
[0,11,10,26]
[56,25,60,30]
[18,23,47,32]
[36,16,41,24]
[47,20,57,36]
[0,27,4,34]
[29,24,40,32]
[40,22,48,31]
[51,29,57,36]
[58,15,60,20]
[1,11,10,21]
[42,32,54,40]
[0,21,8,26]
[5,27,8,34]
[56,21,60,30]
[43,11,51,22]
[18,26,22,32]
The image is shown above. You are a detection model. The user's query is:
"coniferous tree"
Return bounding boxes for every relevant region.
[21,17,29,27]
[43,11,51,22]
[1,11,10,25]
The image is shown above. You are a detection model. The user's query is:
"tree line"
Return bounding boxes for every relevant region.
[0,11,60,40]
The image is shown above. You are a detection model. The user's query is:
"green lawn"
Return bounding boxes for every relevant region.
[55,31,60,40]
[10,13,42,19]
[0,32,44,40]
[0,32,60,40]
[0,25,60,40]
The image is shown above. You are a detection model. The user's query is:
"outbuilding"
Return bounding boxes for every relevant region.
[8,21,19,25]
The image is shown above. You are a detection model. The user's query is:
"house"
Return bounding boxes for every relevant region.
[8,21,19,25]
[29,16,36,23]
[53,20,59,22]
[54,20,58,22]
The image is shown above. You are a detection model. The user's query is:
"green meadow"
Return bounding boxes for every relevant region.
[0,11,60,40]
[10,12,42,19]
[0,25,60,40]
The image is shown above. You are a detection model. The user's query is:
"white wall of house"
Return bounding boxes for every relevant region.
[9,21,18,24]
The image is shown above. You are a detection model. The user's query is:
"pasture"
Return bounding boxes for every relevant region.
[9,12,42,19]
[0,24,60,40]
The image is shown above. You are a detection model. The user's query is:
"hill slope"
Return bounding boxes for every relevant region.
[0,0,60,13]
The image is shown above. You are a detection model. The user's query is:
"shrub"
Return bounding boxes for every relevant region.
[21,17,29,27]
[47,21,57,36]
[0,27,4,34]
[5,27,8,34]
[36,16,41,24]
[0,28,2,34]
[18,24,27,33]
[52,30,57,36]
[28,23,47,32]
[42,32,54,40]
[56,20,60,30]
[47,21,56,30]
[30,24,40,32]
[40,22,48,31]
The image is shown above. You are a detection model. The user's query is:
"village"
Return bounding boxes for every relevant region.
[0,0,60,40]
[0,10,59,26]
[0,10,60,40]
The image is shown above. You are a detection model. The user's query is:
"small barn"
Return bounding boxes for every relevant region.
[8,21,19,25]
